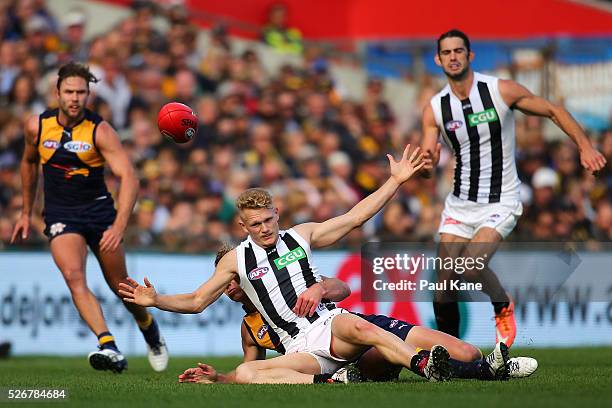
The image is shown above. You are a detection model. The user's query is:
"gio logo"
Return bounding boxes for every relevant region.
[468,108,498,126]
[274,247,306,269]
[64,141,92,153]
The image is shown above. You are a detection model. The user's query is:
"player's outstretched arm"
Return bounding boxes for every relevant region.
[295,144,424,249]
[11,116,40,244]
[178,323,265,384]
[118,249,238,313]
[420,104,442,179]
[95,122,139,252]
[499,79,607,173]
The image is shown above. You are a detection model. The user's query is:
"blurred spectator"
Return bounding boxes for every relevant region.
[94,50,131,129]
[61,8,88,62]
[8,72,45,117]
[0,1,608,253]
[261,3,303,55]
[0,41,20,96]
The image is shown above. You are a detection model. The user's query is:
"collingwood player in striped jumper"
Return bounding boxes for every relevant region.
[421,30,607,346]
[120,146,457,384]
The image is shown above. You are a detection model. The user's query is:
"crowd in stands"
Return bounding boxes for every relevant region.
[0,0,610,252]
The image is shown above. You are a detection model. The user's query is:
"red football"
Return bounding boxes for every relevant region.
[157,102,198,144]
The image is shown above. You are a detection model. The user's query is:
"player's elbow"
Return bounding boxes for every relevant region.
[338,284,351,301]
[347,211,367,229]
[191,294,207,313]
[547,102,566,120]
[234,362,257,384]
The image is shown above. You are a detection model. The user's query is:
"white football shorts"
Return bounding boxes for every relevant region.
[438,193,523,240]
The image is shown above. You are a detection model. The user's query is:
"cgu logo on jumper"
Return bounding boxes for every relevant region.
[63,141,92,153]
[274,247,306,269]
[468,108,498,127]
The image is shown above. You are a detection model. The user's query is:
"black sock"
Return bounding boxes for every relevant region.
[410,354,426,377]
[450,358,495,380]
[492,302,510,315]
[433,302,460,337]
[418,350,495,380]
[138,316,161,346]
[97,331,119,351]
[313,374,334,383]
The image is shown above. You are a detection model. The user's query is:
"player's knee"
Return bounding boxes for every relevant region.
[353,320,381,344]
[457,343,482,361]
[461,268,480,282]
[63,270,87,292]
[235,363,257,384]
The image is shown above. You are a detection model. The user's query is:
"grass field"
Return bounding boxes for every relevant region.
[1,348,611,408]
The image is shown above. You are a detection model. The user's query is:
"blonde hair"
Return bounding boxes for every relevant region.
[236,188,273,210]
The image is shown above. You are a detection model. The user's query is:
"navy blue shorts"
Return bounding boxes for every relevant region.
[43,196,117,249]
[352,312,415,340]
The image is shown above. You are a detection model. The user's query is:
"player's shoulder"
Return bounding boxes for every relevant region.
[474,72,509,89]
[84,108,104,125]
[288,224,314,245]
[218,247,239,268]
[430,83,452,102]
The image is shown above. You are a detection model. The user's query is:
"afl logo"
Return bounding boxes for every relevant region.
[184,127,195,140]
[257,324,269,339]
[445,120,463,132]
[64,141,92,153]
[389,319,399,328]
[42,140,59,149]
[248,267,269,280]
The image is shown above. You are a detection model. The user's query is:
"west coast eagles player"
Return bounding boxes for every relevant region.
[11,62,168,373]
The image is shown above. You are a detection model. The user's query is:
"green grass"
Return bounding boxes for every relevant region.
[1,348,611,408]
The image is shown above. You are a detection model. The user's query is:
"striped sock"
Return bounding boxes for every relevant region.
[97,331,118,351]
[137,314,160,347]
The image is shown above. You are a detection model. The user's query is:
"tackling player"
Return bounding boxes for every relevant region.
[177,246,537,384]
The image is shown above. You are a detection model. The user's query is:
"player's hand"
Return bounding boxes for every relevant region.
[99,224,124,253]
[10,214,31,244]
[293,282,325,317]
[178,363,218,383]
[388,144,425,185]
[118,277,158,307]
[579,145,607,173]
[422,143,442,173]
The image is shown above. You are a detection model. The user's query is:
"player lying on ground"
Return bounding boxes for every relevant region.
[177,247,537,384]
[121,145,461,384]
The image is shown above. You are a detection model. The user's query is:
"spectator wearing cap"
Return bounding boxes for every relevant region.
[62,9,88,62]
[530,167,559,210]
[327,151,360,208]
[22,15,58,70]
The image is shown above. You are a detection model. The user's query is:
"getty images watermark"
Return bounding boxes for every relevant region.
[360,242,612,303]
[371,252,487,292]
